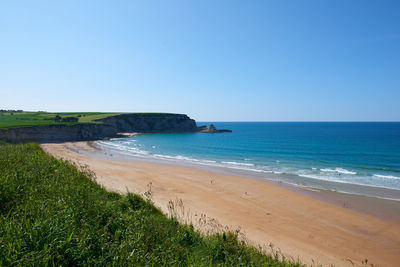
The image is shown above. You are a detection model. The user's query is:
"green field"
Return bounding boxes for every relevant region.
[0,112,123,129]
[0,142,304,266]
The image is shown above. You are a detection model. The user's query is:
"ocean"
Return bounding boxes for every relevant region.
[97,122,400,200]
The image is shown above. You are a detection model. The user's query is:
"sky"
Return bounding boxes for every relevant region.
[1,0,399,121]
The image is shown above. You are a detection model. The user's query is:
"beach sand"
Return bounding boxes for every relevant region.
[41,142,400,267]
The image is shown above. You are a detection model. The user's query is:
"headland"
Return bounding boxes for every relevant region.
[0,112,229,142]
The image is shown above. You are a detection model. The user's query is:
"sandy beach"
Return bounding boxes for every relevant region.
[41,142,400,267]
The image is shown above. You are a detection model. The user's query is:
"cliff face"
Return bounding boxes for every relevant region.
[0,124,117,142]
[0,113,199,142]
[97,113,198,133]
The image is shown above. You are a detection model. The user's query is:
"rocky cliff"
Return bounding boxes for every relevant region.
[97,113,198,133]
[0,113,200,142]
[0,113,232,142]
[0,123,118,142]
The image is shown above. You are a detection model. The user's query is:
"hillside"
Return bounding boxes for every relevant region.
[0,142,302,266]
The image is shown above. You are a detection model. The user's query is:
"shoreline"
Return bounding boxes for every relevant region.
[41,141,400,266]
[94,140,400,223]
[95,137,400,202]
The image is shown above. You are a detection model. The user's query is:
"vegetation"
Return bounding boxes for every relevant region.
[0,111,185,129]
[0,142,304,266]
[0,112,123,129]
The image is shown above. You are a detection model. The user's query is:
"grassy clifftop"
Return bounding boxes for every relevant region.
[0,142,303,266]
[0,112,188,129]
[0,112,123,129]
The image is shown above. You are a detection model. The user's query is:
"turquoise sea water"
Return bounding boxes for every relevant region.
[98,122,400,200]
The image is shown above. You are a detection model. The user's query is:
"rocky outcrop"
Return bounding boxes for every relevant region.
[198,124,232,133]
[0,124,118,142]
[97,113,198,133]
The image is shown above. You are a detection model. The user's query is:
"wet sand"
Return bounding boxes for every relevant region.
[41,142,400,267]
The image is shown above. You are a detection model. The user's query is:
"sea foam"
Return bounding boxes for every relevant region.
[320,168,357,175]
[221,161,255,167]
[373,174,400,180]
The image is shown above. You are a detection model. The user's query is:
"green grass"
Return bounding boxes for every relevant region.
[0,142,304,266]
[0,112,123,129]
[0,112,187,129]
[76,113,123,123]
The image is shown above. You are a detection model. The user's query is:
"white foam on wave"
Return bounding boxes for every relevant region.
[97,140,400,192]
[297,173,400,191]
[99,141,292,177]
[373,174,400,180]
[202,159,217,163]
[221,161,255,167]
[294,183,400,201]
[153,154,193,161]
[320,168,357,175]
[335,168,357,175]
[97,141,150,155]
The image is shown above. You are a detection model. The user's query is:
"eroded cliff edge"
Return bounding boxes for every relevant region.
[0,124,118,142]
[0,113,200,142]
[96,113,198,133]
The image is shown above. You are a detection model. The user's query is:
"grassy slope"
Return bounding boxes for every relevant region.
[0,112,123,129]
[0,112,184,129]
[0,142,304,266]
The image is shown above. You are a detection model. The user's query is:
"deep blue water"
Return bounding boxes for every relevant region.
[98,122,400,198]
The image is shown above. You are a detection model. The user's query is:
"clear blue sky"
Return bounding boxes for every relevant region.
[1,0,399,121]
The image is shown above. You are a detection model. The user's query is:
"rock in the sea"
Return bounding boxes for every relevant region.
[200,124,232,133]
[207,124,217,132]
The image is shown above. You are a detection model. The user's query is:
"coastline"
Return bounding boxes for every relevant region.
[41,141,400,267]
[94,138,400,223]
[95,128,400,202]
